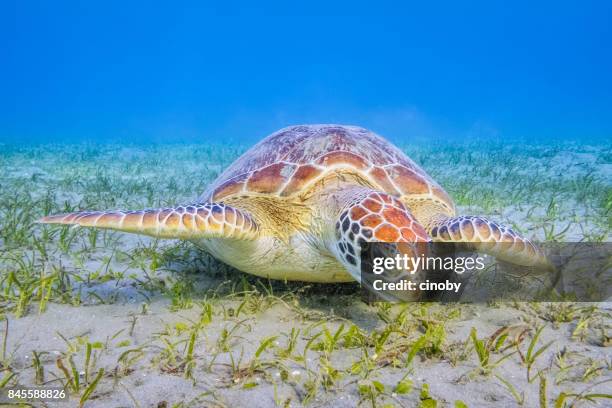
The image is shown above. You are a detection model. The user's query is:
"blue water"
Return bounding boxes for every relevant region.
[2,1,611,146]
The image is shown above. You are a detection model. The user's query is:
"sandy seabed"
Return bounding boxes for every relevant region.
[1,139,610,407]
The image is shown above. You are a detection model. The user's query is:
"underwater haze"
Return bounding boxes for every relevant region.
[2,0,612,145]
[1,2,611,408]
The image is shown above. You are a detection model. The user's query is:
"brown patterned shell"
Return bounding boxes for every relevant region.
[199,125,454,211]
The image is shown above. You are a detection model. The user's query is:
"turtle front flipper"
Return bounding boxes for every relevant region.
[39,203,259,240]
[428,215,553,271]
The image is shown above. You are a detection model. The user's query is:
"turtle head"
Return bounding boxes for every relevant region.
[324,187,431,282]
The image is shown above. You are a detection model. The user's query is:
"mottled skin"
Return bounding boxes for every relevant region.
[40,125,551,283]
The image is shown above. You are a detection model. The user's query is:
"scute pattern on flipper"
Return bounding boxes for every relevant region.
[429,215,551,269]
[40,203,259,240]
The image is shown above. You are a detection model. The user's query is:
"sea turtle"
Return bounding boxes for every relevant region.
[40,125,550,283]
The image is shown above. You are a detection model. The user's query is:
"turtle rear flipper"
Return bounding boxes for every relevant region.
[428,215,553,272]
[39,203,259,240]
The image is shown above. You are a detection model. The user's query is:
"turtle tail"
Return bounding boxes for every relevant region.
[38,203,259,240]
